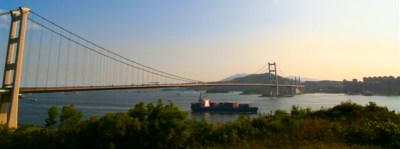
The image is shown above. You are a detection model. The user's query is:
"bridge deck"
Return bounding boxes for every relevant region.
[0,83,304,94]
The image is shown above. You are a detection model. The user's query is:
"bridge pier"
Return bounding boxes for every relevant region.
[0,7,30,128]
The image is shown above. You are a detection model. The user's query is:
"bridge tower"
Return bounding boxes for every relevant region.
[268,62,279,96]
[292,77,297,95]
[296,76,301,94]
[0,7,30,128]
[292,76,301,95]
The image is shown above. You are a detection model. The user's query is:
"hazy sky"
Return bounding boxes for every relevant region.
[1,0,399,81]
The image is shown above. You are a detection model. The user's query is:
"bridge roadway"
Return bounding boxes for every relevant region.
[0,83,304,94]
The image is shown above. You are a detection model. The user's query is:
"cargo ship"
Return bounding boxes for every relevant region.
[191,93,258,113]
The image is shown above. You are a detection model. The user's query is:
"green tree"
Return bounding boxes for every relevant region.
[45,106,58,129]
[59,105,82,126]
[128,102,147,121]
[58,105,82,140]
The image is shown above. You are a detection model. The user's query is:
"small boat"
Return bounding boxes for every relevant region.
[284,94,294,97]
[191,93,258,113]
[18,94,25,99]
[362,90,374,96]
[64,91,79,95]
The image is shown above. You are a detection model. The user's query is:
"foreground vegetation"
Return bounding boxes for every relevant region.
[1,100,399,149]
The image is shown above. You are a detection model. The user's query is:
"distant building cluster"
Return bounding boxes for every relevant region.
[343,76,400,95]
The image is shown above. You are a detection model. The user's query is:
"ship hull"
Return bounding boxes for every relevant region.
[191,105,258,114]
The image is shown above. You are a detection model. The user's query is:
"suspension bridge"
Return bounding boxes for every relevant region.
[0,7,304,128]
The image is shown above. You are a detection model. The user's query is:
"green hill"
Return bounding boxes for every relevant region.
[227,73,294,84]
[206,73,296,95]
[206,74,344,94]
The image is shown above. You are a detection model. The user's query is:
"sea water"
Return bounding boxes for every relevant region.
[18,89,400,125]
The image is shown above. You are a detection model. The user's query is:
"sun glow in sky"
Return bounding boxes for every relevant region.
[1,0,399,81]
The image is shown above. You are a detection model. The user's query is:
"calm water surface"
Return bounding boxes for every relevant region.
[19,89,400,125]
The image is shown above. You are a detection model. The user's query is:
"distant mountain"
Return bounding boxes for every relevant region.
[221,73,249,81]
[204,73,296,94]
[286,76,319,82]
[208,73,344,94]
[228,73,293,84]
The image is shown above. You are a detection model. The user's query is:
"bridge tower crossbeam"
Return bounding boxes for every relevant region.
[0,7,30,128]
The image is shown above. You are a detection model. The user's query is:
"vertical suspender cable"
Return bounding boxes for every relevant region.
[115,60,118,85]
[81,42,87,86]
[97,53,101,86]
[142,66,144,85]
[94,52,97,85]
[131,66,134,85]
[136,66,139,85]
[95,55,98,86]
[35,24,44,87]
[22,21,30,86]
[111,57,114,85]
[110,56,113,85]
[117,61,119,85]
[45,31,53,87]
[82,45,85,86]
[88,45,93,85]
[107,56,110,85]
[64,34,71,86]
[99,55,102,86]
[24,20,34,87]
[76,44,85,86]
[125,64,128,85]
[101,55,105,85]
[109,57,112,85]
[104,57,107,85]
[96,53,100,86]
[73,42,78,86]
[55,29,62,87]
[118,61,121,85]
[152,72,154,84]
[120,62,123,85]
